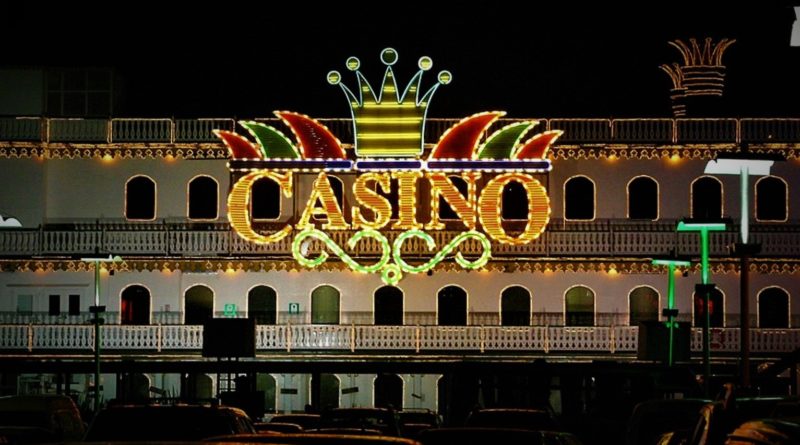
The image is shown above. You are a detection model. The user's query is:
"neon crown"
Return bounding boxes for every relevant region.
[327,48,451,158]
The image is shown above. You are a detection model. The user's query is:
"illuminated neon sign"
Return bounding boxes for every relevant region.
[219,49,563,285]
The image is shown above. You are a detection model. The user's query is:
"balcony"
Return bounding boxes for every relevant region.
[0,117,798,148]
[1,219,798,259]
[0,323,797,356]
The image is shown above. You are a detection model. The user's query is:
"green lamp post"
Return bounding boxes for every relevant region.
[652,256,691,366]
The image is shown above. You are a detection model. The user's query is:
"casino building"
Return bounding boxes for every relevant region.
[0,47,798,417]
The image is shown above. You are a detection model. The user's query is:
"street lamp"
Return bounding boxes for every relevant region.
[705,152,782,389]
[652,254,692,367]
[676,218,728,396]
[81,254,122,414]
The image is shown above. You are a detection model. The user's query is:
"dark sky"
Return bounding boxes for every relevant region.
[3,3,798,118]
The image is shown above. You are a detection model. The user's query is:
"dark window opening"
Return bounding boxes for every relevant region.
[566,286,595,326]
[374,286,403,326]
[251,177,281,220]
[691,177,722,220]
[628,177,658,220]
[758,287,789,328]
[564,176,595,220]
[694,288,724,328]
[188,176,218,220]
[502,181,529,220]
[49,294,60,316]
[501,286,531,326]
[68,294,80,316]
[438,286,467,326]
[248,285,277,325]
[756,177,787,221]
[126,176,156,220]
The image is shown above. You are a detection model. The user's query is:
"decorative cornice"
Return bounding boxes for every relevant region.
[3,258,798,275]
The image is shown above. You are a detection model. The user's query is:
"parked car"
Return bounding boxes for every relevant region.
[464,408,559,431]
[254,422,304,434]
[398,409,441,438]
[725,418,800,445]
[0,395,85,443]
[418,427,582,445]
[204,432,420,444]
[625,398,710,445]
[317,408,401,437]
[84,404,255,441]
[269,414,321,430]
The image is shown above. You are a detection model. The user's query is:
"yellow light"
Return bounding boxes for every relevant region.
[669,154,681,163]
[228,171,293,244]
[102,154,114,162]
[608,267,619,276]
[352,173,392,229]
[426,172,480,230]
[391,171,423,230]
[478,173,550,245]
[296,172,349,230]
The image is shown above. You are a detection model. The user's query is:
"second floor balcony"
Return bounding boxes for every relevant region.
[1,218,798,259]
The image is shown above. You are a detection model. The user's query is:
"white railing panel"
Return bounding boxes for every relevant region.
[161,325,203,349]
[33,325,92,350]
[0,325,29,349]
[256,325,287,349]
[290,325,351,350]
[357,326,418,350]
[102,325,159,349]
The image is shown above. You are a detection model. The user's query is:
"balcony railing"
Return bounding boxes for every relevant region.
[1,219,798,258]
[1,324,798,355]
[1,117,798,145]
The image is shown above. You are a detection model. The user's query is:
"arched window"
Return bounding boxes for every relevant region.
[693,287,724,327]
[374,374,403,409]
[121,284,151,325]
[438,285,467,326]
[188,175,218,220]
[439,176,467,220]
[184,284,213,325]
[565,286,595,326]
[312,374,340,409]
[758,287,789,328]
[125,175,156,220]
[628,286,659,326]
[564,176,595,220]
[627,176,659,220]
[501,286,531,326]
[311,285,340,324]
[251,177,281,220]
[374,286,403,326]
[755,176,788,222]
[248,285,277,325]
[256,374,277,414]
[503,181,529,220]
[691,176,723,219]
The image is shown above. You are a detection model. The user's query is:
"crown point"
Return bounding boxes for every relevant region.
[346,57,360,71]
[418,56,433,71]
[438,70,452,85]
[327,71,342,85]
[381,48,398,66]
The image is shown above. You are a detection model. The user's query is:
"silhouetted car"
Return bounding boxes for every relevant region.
[254,422,304,434]
[726,418,800,445]
[269,414,321,430]
[464,408,560,431]
[0,395,85,443]
[85,404,255,441]
[398,409,441,438]
[318,408,401,437]
[418,427,582,445]
[625,398,710,445]
[204,432,420,444]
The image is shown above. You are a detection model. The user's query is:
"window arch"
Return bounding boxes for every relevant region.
[564,176,595,220]
[691,176,723,219]
[693,287,724,327]
[437,285,467,326]
[251,177,281,220]
[374,286,403,326]
[374,374,403,409]
[125,175,156,220]
[187,175,218,220]
[120,284,151,325]
[500,285,531,326]
[628,286,659,326]
[248,285,277,325]
[311,374,340,409]
[755,176,788,222]
[311,285,340,324]
[184,284,213,325]
[565,285,595,326]
[256,374,277,414]
[758,286,790,328]
[627,176,659,220]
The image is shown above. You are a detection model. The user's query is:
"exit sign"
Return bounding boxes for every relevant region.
[288,302,300,314]
[223,303,237,317]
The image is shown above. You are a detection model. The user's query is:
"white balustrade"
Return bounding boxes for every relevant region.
[3,324,799,355]
[161,325,203,349]
[102,325,160,349]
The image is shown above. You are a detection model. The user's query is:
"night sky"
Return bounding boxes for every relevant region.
[2,3,798,119]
